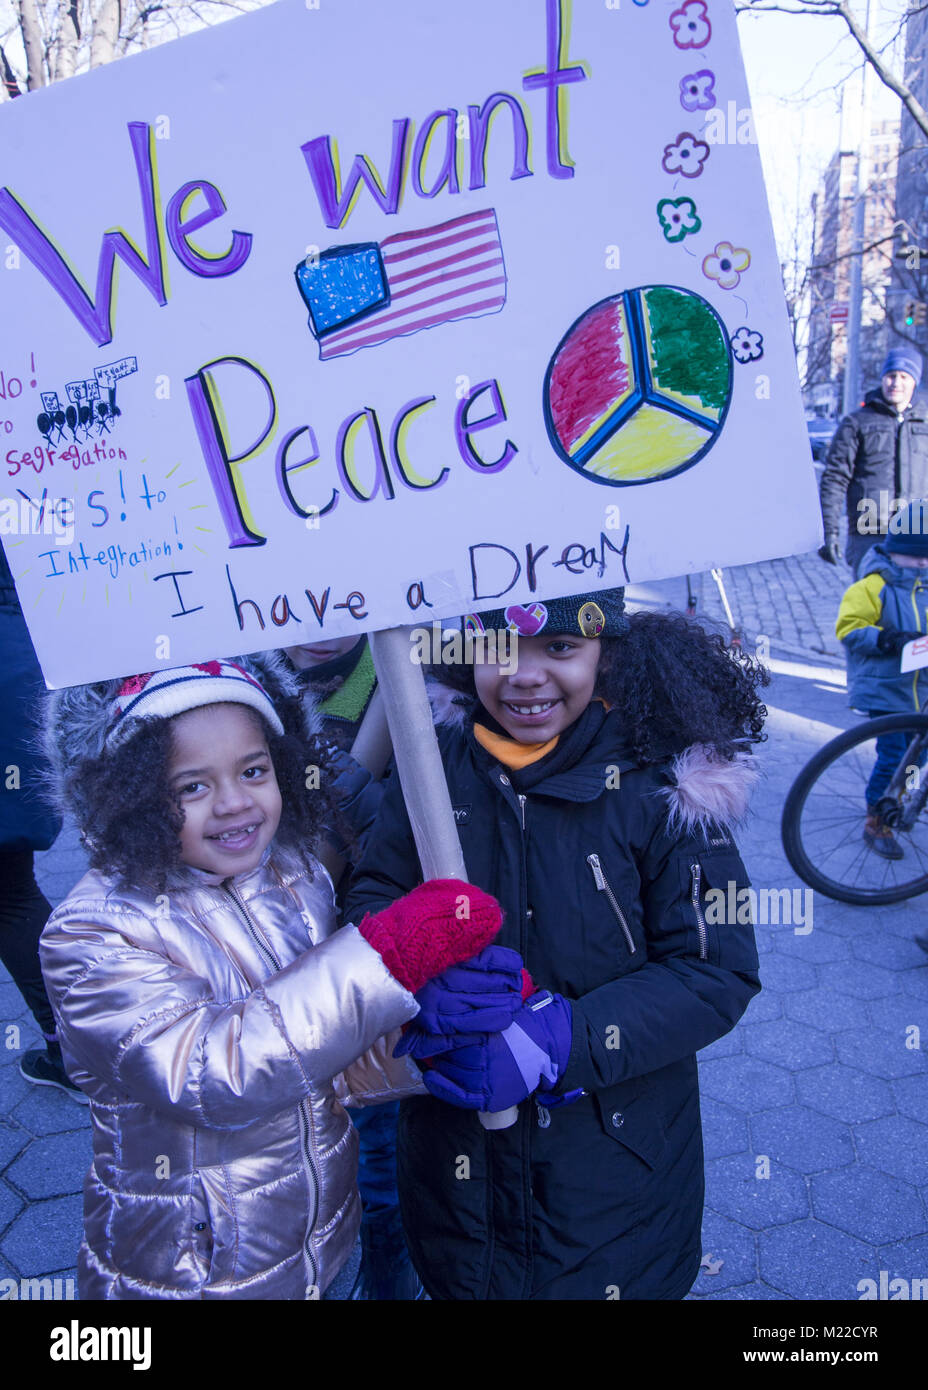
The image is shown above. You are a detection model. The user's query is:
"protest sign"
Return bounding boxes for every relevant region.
[0,0,818,688]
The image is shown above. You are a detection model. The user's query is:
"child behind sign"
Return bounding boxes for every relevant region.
[344,590,765,1300]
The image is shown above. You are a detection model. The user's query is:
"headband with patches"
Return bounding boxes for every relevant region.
[463,588,628,640]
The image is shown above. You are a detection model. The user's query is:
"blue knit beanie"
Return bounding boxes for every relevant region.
[886,500,928,556]
[881,348,923,386]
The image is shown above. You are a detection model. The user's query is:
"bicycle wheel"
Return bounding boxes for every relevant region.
[782,713,928,905]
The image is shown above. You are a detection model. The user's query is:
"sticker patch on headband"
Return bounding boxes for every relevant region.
[578,602,606,637]
[463,614,486,635]
[504,603,548,636]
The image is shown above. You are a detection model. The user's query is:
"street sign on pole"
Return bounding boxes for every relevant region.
[830,303,849,324]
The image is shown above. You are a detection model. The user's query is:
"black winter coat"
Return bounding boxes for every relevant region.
[820,389,928,540]
[344,709,761,1300]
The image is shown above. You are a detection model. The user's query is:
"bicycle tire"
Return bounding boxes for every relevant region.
[782,712,928,905]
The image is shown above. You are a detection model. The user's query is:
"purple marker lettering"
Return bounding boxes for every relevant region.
[165,181,252,278]
[184,357,276,548]
[467,94,532,190]
[412,111,460,199]
[301,120,411,229]
[455,380,518,473]
[0,123,167,346]
[390,396,448,490]
[522,0,588,181]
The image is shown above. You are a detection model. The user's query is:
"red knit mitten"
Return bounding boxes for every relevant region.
[358,879,503,995]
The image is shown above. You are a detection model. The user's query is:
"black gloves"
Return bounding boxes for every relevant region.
[818,537,843,566]
[876,627,922,657]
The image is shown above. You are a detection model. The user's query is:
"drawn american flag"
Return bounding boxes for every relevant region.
[297,208,508,361]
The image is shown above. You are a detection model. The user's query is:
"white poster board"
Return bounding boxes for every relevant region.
[0,0,819,688]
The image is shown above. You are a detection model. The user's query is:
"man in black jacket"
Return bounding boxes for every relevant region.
[819,348,928,576]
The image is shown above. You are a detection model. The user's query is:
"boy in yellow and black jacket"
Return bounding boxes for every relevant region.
[835,500,928,861]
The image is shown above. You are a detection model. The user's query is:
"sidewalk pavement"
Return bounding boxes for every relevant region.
[2,547,927,1302]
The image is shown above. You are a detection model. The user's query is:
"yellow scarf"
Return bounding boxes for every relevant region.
[473,723,559,769]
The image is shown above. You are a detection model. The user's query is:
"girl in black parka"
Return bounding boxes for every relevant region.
[344,590,766,1301]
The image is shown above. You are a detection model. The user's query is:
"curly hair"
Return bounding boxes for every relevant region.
[68,701,343,892]
[593,611,768,762]
[426,610,768,763]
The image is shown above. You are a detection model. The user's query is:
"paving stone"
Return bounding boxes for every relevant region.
[700,1097,750,1161]
[706,1154,809,1230]
[759,1220,880,1300]
[773,926,852,964]
[851,932,928,971]
[811,1166,925,1245]
[741,988,783,1024]
[853,1116,928,1188]
[699,1055,794,1111]
[0,1119,30,1169]
[891,1073,928,1124]
[796,1063,895,1124]
[876,1230,928,1288]
[699,1029,744,1061]
[818,960,899,1000]
[0,1195,83,1279]
[690,1279,791,1300]
[0,1062,31,1114]
[751,956,818,993]
[834,1026,928,1080]
[743,1018,834,1070]
[5,1131,92,1201]
[10,1087,93,1137]
[867,995,928,1037]
[901,968,928,1000]
[691,1208,758,1292]
[785,988,867,1033]
[749,1104,855,1175]
[0,1177,24,1232]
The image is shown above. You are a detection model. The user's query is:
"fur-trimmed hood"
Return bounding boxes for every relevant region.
[40,649,325,824]
[660,744,759,835]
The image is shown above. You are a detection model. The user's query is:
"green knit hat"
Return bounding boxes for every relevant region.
[463,588,628,639]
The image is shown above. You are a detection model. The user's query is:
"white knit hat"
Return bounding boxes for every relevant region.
[105,661,284,748]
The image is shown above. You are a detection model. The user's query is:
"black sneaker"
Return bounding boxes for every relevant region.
[19,1048,89,1105]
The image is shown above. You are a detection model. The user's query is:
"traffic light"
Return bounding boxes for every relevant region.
[904,300,927,326]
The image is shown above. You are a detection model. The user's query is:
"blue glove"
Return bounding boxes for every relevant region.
[394,945,528,1058]
[411,991,574,1111]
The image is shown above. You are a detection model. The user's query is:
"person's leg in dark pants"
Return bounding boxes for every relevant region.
[350,1102,423,1299]
[0,850,87,1102]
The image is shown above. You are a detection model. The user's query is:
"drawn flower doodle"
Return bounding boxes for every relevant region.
[657,197,702,242]
[670,1,712,50]
[680,69,716,111]
[662,132,710,179]
[730,327,764,362]
[702,241,751,289]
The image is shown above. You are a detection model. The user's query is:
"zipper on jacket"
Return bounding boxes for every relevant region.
[224,882,282,973]
[518,793,526,831]
[689,863,708,961]
[586,854,636,954]
[222,881,320,1291]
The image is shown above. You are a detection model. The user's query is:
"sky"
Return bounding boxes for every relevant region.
[736,1,906,259]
